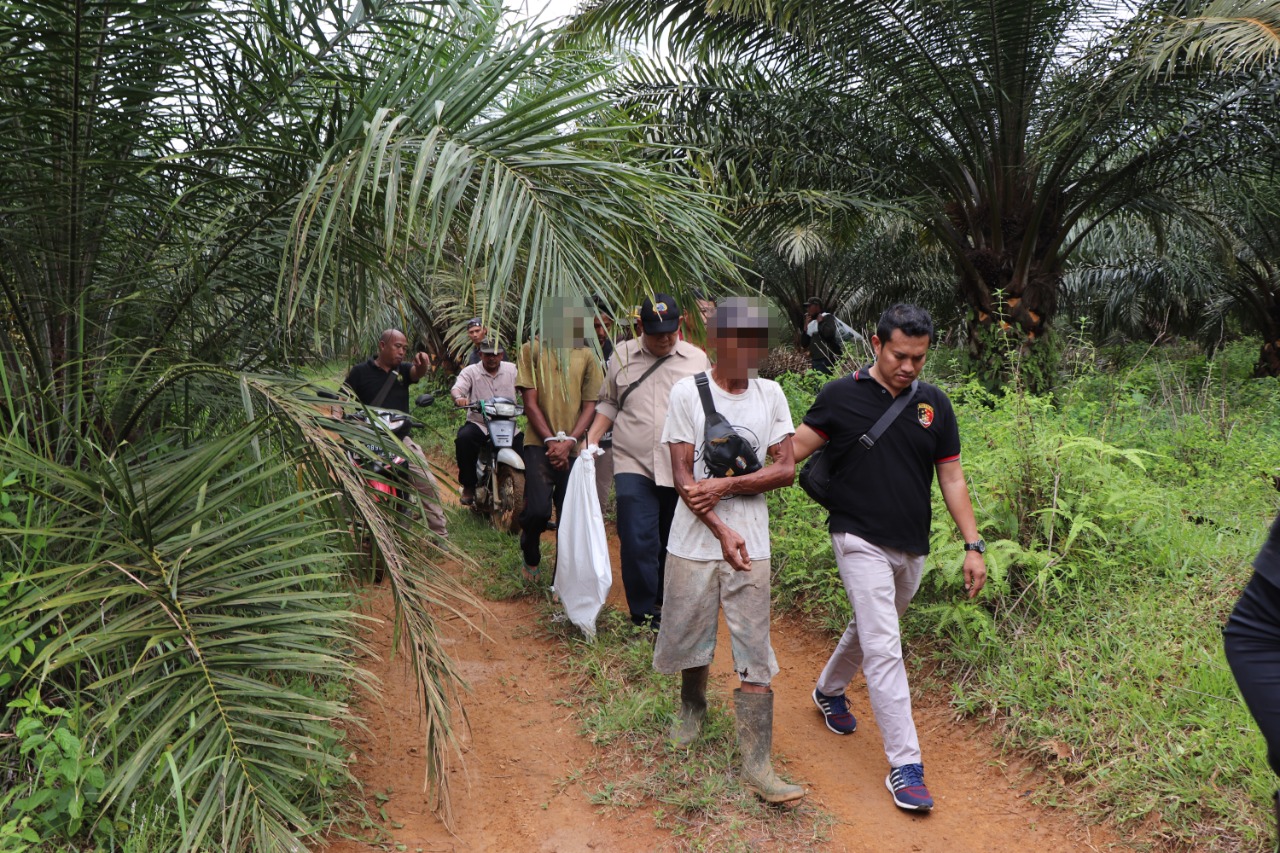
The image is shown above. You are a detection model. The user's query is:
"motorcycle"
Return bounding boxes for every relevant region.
[317,389,436,581]
[461,397,525,533]
[343,392,434,510]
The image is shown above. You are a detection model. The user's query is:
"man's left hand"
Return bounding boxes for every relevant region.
[546,439,573,470]
[963,551,987,598]
[682,480,724,515]
[413,351,430,372]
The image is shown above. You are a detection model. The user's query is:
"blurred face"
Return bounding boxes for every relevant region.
[714,327,769,375]
[480,350,503,373]
[871,329,930,394]
[805,303,821,319]
[641,328,678,357]
[467,325,486,345]
[377,331,408,369]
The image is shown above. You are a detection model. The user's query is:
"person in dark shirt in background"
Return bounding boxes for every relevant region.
[463,317,487,366]
[344,328,448,538]
[1225,511,1280,852]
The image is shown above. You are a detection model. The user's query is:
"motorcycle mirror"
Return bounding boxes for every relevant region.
[415,392,435,407]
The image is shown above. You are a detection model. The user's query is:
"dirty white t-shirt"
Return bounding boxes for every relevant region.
[661,374,794,562]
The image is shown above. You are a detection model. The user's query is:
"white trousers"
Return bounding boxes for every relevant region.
[816,532,924,768]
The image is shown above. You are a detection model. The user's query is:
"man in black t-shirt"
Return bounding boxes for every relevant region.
[344,329,448,538]
[1224,511,1280,851]
[792,303,986,813]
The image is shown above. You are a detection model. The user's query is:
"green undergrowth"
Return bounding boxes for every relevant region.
[769,340,1280,851]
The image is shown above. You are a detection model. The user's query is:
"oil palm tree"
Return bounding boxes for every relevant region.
[575,0,1280,390]
[0,0,736,848]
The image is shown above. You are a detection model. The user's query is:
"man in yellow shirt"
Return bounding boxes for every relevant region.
[515,300,604,580]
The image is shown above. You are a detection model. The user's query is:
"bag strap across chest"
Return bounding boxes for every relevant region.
[616,353,672,412]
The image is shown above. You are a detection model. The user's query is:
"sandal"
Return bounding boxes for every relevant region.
[521,563,540,583]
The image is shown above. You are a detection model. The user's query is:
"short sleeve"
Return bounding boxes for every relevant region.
[450,366,472,400]
[801,381,840,439]
[933,393,961,463]
[580,351,604,402]
[765,383,795,448]
[661,380,699,446]
[516,344,536,389]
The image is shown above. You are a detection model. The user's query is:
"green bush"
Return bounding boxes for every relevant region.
[768,341,1280,848]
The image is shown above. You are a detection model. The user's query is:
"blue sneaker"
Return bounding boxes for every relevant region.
[886,763,933,811]
[811,687,857,734]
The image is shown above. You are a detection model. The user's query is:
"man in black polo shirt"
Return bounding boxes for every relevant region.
[344,328,448,538]
[792,303,986,812]
[1224,511,1280,851]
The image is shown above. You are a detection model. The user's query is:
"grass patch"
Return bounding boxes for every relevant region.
[542,608,835,851]
[455,507,835,849]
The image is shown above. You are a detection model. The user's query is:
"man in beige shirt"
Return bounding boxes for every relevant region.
[586,293,711,627]
[450,340,520,505]
[516,303,604,580]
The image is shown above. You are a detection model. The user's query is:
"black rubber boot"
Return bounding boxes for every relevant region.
[732,689,804,803]
[669,666,709,748]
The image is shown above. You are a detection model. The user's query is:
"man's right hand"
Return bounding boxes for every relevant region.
[545,439,573,470]
[454,397,468,407]
[715,525,751,572]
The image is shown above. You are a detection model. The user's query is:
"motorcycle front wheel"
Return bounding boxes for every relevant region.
[492,466,525,535]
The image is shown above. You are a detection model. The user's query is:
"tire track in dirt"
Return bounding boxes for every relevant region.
[326,504,1122,851]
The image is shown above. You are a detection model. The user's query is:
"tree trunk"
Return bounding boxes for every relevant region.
[1253,294,1280,378]
[948,194,1062,394]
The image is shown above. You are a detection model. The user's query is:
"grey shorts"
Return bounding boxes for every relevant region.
[652,554,779,685]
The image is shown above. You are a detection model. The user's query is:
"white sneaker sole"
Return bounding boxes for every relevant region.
[885,774,933,811]
[811,688,856,735]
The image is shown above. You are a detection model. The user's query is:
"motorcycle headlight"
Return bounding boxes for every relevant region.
[490,402,519,417]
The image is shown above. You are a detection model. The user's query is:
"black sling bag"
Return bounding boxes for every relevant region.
[694,372,761,478]
[798,380,918,510]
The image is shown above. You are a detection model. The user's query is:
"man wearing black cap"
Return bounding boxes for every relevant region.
[586,293,711,628]
[464,317,487,366]
[801,297,841,374]
[450,340,520,506]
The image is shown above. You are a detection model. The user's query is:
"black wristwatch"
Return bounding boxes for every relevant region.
[963,539,986,554]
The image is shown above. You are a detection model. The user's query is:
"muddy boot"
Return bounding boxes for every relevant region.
[732,689,805,804]
[669,666,709,748]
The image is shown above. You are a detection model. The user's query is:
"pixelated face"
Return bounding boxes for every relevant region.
[467,325,486,344]
[540,297,590,347]
[712,298,775,374]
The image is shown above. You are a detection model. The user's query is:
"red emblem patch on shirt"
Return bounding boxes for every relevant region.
[917,402,934,428]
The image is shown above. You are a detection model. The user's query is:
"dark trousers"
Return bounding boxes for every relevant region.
[455,422,487,489]
[615,473,679,624]
[518,444,572,567]
[1224,571,1280,777]
[455,422,523,490]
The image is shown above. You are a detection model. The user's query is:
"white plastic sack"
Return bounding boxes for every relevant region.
[552,445,612,641]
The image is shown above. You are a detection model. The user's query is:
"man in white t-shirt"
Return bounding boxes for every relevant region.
[654,296,803,804]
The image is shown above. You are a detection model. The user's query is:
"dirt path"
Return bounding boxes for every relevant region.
[326,522,1121,852]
